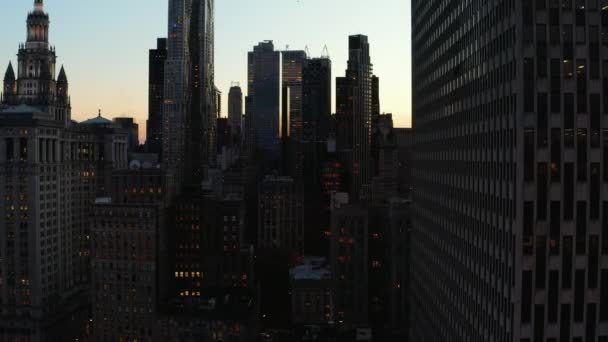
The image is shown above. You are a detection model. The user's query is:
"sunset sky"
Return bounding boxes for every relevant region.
[0,0,411,141]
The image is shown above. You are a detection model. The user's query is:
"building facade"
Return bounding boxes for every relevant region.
[330,202,368,328]
[163,0,216,189]
[335,35,373,201]
[248,41,283,157]
[412,0,608,341]
[147,38,167,158]
[0,2,128,340]
[228,83,243,138]
[258,175,304,254]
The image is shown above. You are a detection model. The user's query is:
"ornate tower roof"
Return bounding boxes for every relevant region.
[34,0,44,12]
[4,62,15,82]
[57,65,67,83]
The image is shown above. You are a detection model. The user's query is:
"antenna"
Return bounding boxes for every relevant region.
[321,45,330,59]
[305,45,311,58]
[231,81,240,87]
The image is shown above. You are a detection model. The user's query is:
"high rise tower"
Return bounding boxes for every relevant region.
[335,35,373,201]
[0,2,128,339]
[147,38,167,158]
[228,83,243,139]
[248,41,283,159]
[1,0,70,125]
[163,0,215,189]
[412,1,608,341]
[282,50,308,178]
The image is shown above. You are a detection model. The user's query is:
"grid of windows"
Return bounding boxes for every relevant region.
[412,0,608,340]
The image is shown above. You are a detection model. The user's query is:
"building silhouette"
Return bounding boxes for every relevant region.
[113,117,139,152]
[163,0,216,189]
[248,41,283,159]
[147,38,167,158]
[335,35,373,201]
[228,83,243,139]
[412,1,608,341]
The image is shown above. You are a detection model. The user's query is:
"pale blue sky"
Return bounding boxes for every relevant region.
[0,0,411,137]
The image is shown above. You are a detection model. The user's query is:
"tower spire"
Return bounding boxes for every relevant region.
[34,0,44,11]
[4,62,15,82]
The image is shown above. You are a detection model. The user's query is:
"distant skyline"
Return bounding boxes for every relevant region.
[0,0,411,141]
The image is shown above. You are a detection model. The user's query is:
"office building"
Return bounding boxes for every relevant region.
[228,83,243,138]
[248,41,282,157]
[0,2,128,339]
[147,38,167,158]
[163,0,215,188]
[330,200,368,328]
[282,50,308,178]
[411,1,608,341]
[394,128,412,196]
[289,257,333,325]
[335,35,374,201]
[258,175,304,254]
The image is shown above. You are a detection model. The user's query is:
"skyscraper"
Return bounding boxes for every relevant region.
[302,57,332,144]
[411,1,608,341]
[335,35,373,201]
[301,56,332,255]
[147,38,167,158]
[0,4,129,339]
[282,50,308,178]
[228,83,243,138]
[163,0,215,189]
[248,41,282,158]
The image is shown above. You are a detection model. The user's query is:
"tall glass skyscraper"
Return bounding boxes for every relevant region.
[163,0,215,188]
[411,1,608,341]
[248,41,283,158]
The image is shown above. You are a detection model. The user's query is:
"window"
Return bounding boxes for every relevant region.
[564,93,575,146]
[576,59,587,112]
[576,201,587,254]
[564,163,574,219]
[524,59,535,111]
[577,129,588,181]
[524,202,535,255]
[560,304,571,342]
[589,236,599,288]
[591,164,600,219]
[601,270,608,320]
[5,138,14,162]
[538,94,548,147]
[534,304,545,341]
[563,236,573,288]
[537,25,548,78]
[19,138,27,162]
[591,94,601,147]
[538,163,548,220]
[574,269,585,321]
[551,128,561,182]
[522,271,533,323]
[536,236,547,289]
[551,59,561,111]
[525,129,535,182]
[590,26,600,79]
[548,271,559,322]
[550,201,561,255]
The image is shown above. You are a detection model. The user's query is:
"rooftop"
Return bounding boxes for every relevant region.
[290,257,331,281]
